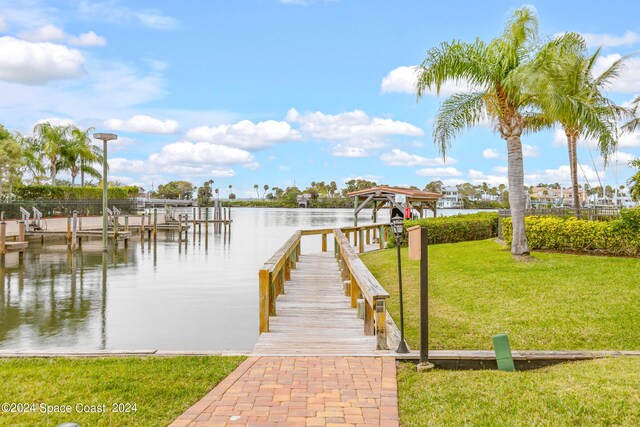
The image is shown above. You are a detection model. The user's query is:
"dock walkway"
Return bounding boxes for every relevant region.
[252,252,377,355]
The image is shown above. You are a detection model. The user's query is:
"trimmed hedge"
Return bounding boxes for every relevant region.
[502,207,640,256]
[14,185,139,200]
[388,212,499,247]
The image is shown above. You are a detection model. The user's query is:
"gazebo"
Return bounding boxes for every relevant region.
[347,186,442,226]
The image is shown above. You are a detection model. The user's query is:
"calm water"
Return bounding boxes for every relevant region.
[0,208,479,351]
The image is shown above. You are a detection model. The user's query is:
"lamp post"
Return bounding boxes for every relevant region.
[391,214,409,354]
[93,133,118,252]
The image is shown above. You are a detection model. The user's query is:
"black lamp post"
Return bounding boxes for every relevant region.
[391,214,409,354]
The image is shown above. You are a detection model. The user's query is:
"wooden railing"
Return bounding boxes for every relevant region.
[333,228,390,350]
[258,223,391,350]
[259,231,302,333]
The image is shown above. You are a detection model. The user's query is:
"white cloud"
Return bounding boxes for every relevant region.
[619,131,640,148]
[287,108,423,157]
[379,149,456,167]
[110,158,146,174]
[416,167,462,177]
[278,165,291,171]
[467,168,509,186]
[0,36,85,84]
[148,141,256,168]
[68,31,106,47]
[19,25,107,47]
[482,148,500,159]
[77,1,179,30]
[522,144,540,158]
[381,65,476,96]
[19,24,65,42]
[581,30,640,48]
[605,150,636,165]
[493,165,509,174]
[104,115,178,134]
[0,15,7,32]
[592,54,640,93]
[186,120,300,150]
[525,165,602,186]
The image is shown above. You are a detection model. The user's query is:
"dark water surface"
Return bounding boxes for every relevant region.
[0,208,476,351]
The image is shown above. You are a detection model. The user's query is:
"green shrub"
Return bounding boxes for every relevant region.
[388,212,499,247]
[14,185,138,200]
[502,208,640,256]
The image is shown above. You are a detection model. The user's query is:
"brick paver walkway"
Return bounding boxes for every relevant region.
[169,356,399,427]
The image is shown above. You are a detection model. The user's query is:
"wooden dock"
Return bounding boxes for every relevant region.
[252,252,377,355]
[254,224,391,356]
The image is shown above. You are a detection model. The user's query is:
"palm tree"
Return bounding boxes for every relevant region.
[33,122,71,184]
[416,7,541,255]
[263,184,269,199]
[254,184,259,199]
[525,34,628,216]
[15,133,47,183]
[64,126,103,186]
[228,184,233,196]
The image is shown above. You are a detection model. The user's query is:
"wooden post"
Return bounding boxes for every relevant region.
[72,211,78,250]
[66,217,72,246]
[114,213,119,240]
[353,229,358,247]
[350,272,358,308]
[153,208,158,237]
[278,270,284,295]
[359,229,364,253]
[0,221,6,256]
[354,195,359,226]
[269,273,277,315]
[177,214,181,242]
[205,208,209,233]
[259,269,270,333]
[343,280,351,296]
[192,207,197,238]
[140,214,146,236]
[79,216,83,231]
[378,225,384,249]
[124,216,129,232]
[284,254,291,281]
[364,301,374,335]
[375,299,388,350]
[366,228,370,245]
[322,233,327,252]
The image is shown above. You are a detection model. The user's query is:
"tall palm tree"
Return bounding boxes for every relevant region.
[33,122,71,184]
[525,34,628,216]
[263,184,269,199]
[228,184,233,196]
[416,7,541,255]
[254,184,259,199]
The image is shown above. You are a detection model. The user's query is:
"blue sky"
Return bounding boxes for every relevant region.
[1,0,639,197]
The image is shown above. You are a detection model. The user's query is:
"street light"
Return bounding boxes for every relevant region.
[93,133,117,252]
[391,214,409,354]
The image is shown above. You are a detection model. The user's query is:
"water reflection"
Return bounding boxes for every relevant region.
[1,208,478,351]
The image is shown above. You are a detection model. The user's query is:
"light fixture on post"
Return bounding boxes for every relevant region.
[391,214,409,354]
[93,133,118,252]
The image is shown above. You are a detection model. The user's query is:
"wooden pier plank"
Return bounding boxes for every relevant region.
[252,252,377,355]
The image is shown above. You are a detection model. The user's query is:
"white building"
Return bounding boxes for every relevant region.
[437,186,464,209]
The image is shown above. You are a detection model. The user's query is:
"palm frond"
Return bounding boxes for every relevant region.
[432,91,490,156]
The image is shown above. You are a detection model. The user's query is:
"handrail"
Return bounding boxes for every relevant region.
[333,228,389,350]
[258,223,392,350]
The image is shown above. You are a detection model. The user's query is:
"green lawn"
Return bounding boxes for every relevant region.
[0,356,244,427]
[398,357,640,426]
[361,239,640,350]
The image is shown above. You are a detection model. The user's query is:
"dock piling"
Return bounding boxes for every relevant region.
[153,208,157,238]
[0,221,5,256]
[72,210,78,250]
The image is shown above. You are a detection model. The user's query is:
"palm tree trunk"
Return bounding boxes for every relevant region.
[81,159,84,187]
[506,132,530,256]
[51,163,57,185]
[565,131,581,219]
